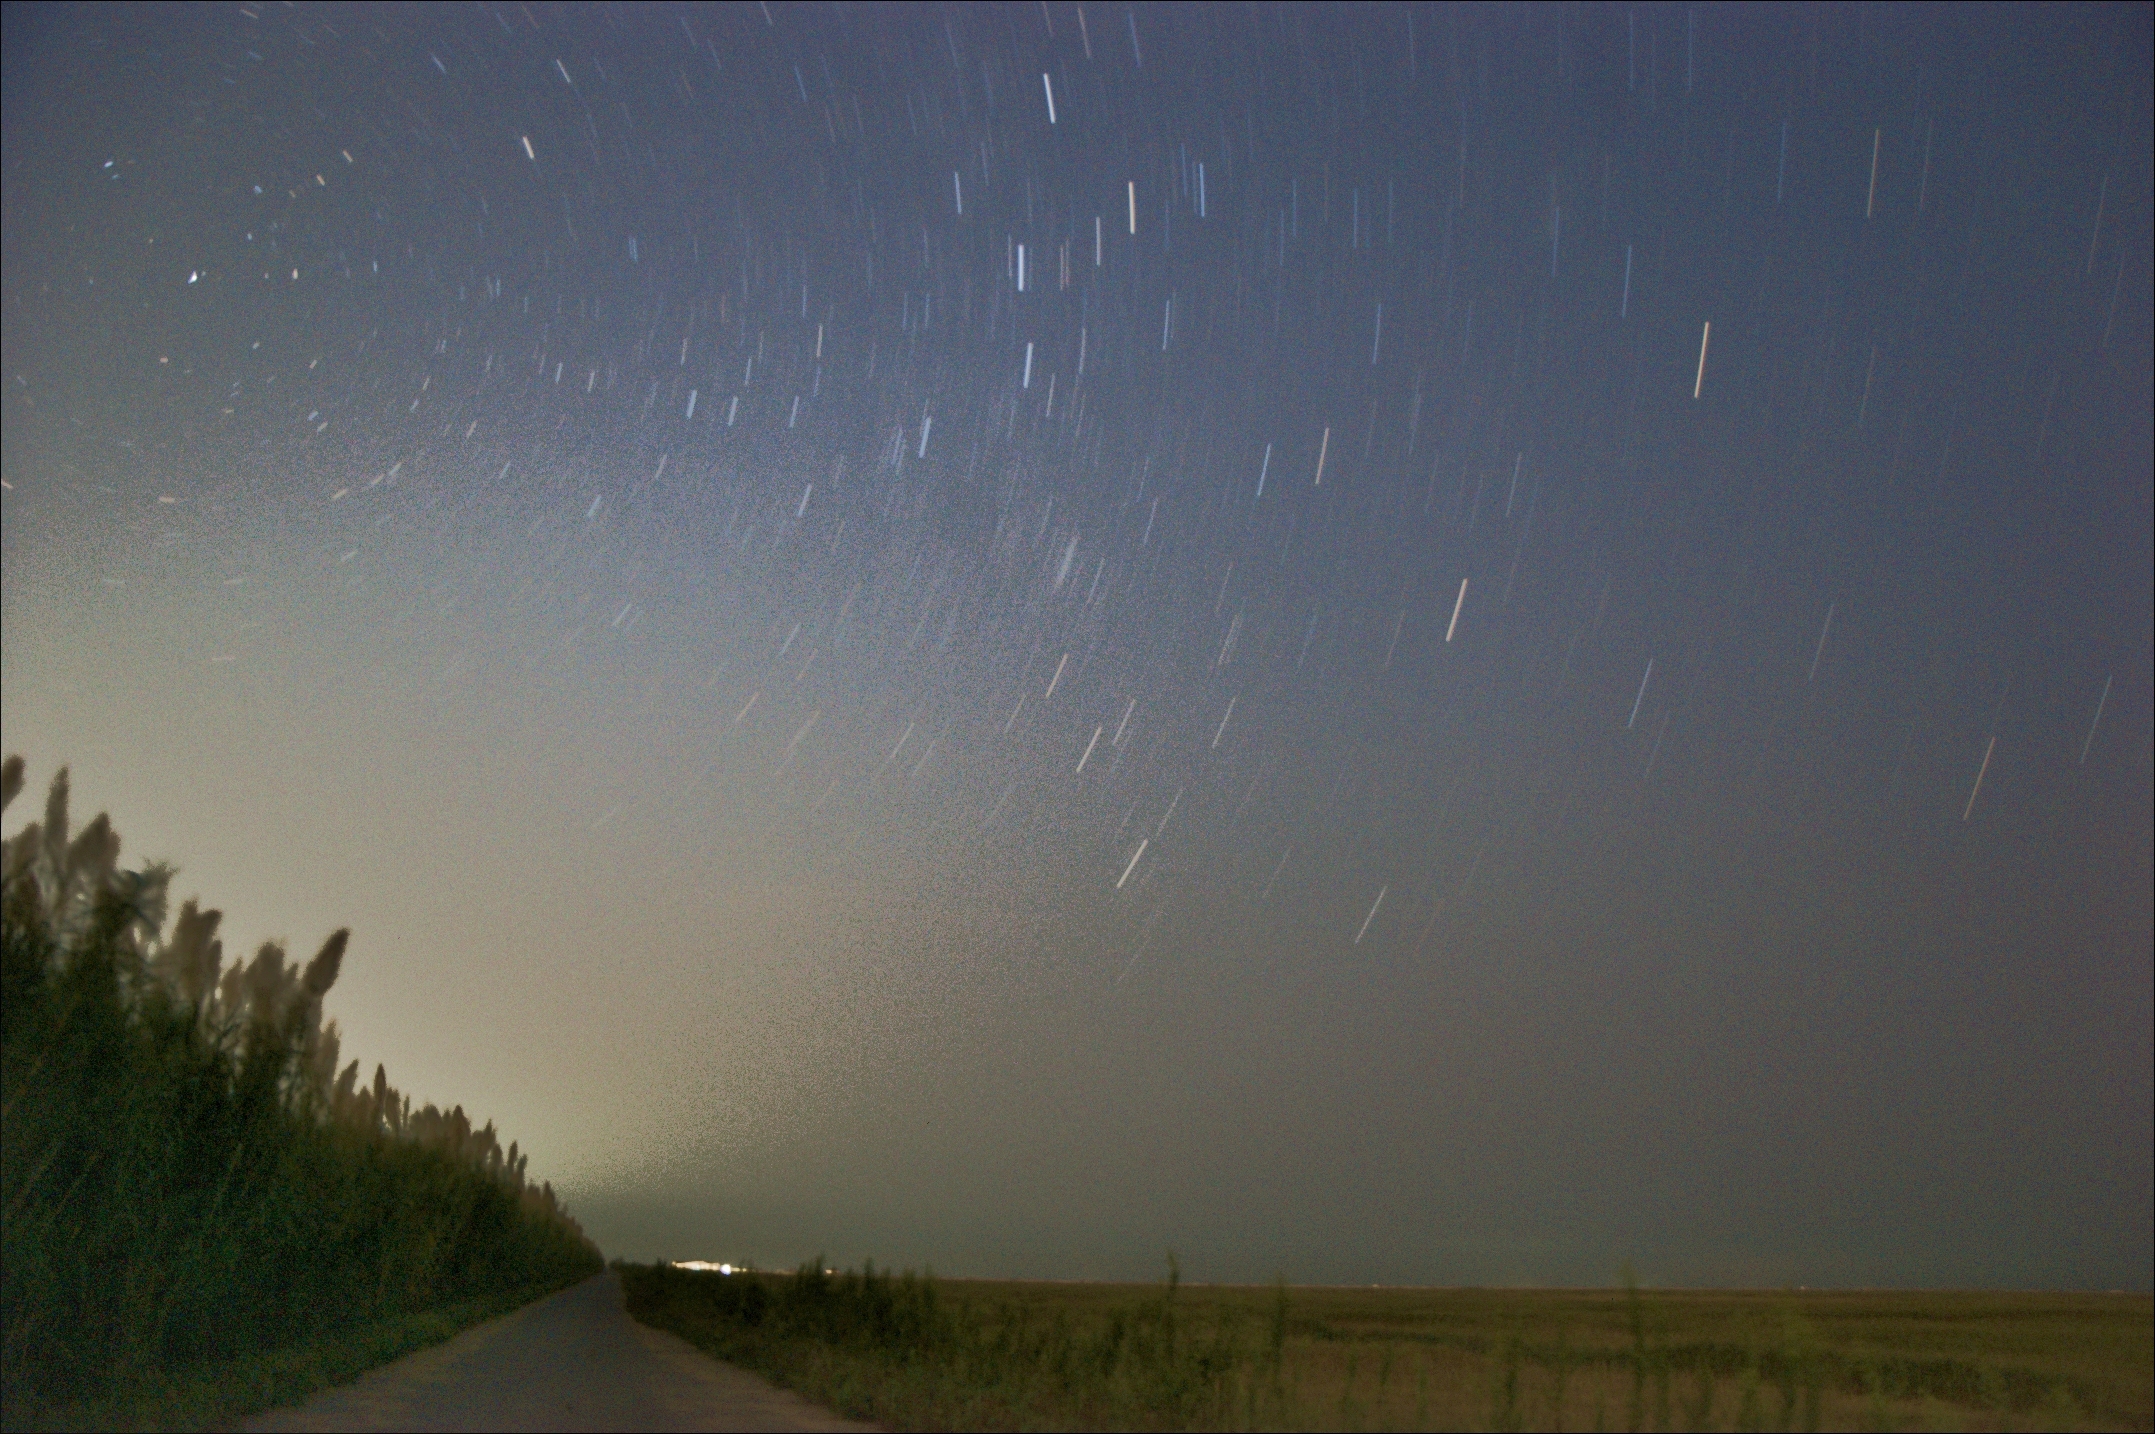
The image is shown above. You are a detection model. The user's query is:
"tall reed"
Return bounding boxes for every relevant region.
[1,755,601,1413]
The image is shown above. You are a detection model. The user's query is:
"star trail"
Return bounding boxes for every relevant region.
[2,3,2148,1288]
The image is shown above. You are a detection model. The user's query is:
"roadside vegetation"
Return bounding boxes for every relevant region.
[620,1259,2151,1432]
[1,755,602,1431]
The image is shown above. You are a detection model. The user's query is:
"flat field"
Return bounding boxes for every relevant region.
[939,1280,2152,1431]
[622,1261,2153,1432]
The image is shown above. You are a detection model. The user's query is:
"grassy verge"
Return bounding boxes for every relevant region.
[1,757,603,1429]
[620,1254,1251,1430]
[619,1260,2151,1432]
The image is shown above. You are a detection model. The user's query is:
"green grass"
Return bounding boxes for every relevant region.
[1,756,602,1428]
[619,1260,2152,1432]
[621,1254,1254,1431]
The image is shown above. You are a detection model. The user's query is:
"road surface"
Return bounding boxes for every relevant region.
[244,1271,875,1432]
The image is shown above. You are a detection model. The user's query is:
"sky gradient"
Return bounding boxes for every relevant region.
[2,2,2149,1290]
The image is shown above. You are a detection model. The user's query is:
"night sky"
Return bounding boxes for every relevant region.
[2,3,2149,1291]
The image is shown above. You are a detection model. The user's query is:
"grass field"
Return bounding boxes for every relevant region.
[621,1260,2153,1432]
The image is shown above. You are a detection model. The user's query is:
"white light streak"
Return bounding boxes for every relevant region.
[1627,658,1654,729]
[777,710,819,767]
[1354,885,1388,944]
[878,720,915,777]
[1116,838,1148,889]
[1807,602,1836,684]
[1962,736,1996,821]
[1445,578,1469,642]
[2080,673,2112,764]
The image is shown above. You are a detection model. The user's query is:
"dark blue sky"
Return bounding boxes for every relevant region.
[3,2,2148,1289]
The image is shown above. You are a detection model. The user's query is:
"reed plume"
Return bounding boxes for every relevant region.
[148,900,225,1011]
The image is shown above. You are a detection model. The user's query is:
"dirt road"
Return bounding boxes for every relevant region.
[244,1271,874,1432]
